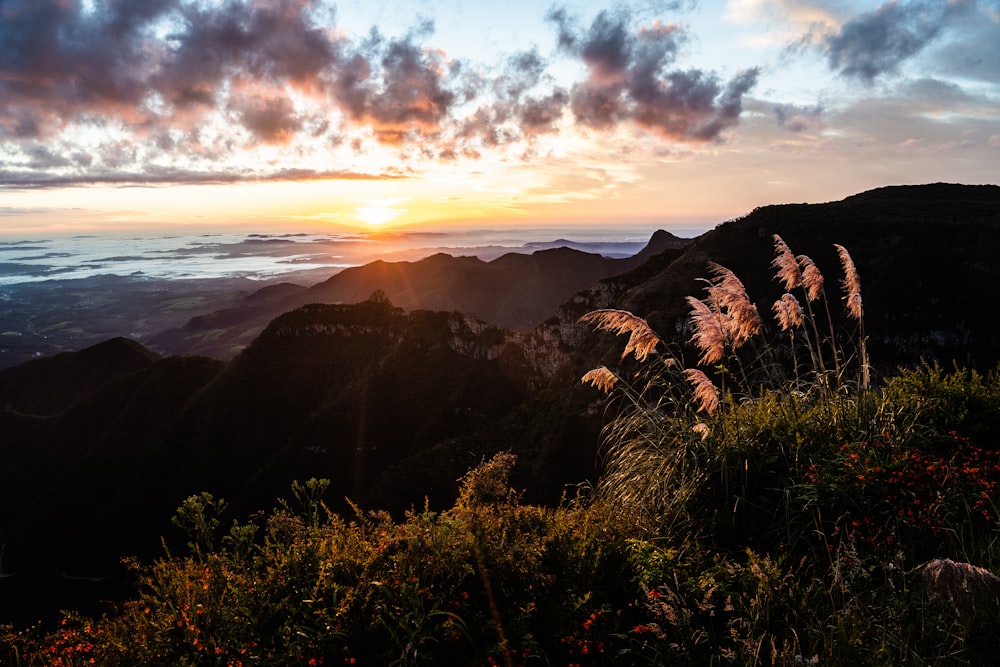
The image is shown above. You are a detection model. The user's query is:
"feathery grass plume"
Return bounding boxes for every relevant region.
[692,422,710,441]
[686,296,726,365]
[705,262,762,347]
[581,366,619,394]
[796,252,837,377]
[771,235,801,291]
[683,368,720,415]
[580,309,661,362]
[834,243,868,388]
[834,244,862,320]
[796,254,824,302]
[772,293,804,331]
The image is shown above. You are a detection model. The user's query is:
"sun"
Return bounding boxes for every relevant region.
[353,200,406,226]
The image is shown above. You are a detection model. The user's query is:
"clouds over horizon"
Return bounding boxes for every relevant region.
[548,7,759,140]
[0,0,766,188]
[0,0,998,194]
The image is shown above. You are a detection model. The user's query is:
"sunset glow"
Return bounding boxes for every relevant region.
[354,200,407,226]
[1,0,998,237]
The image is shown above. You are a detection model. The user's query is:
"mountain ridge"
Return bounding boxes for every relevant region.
[147,229,691,358]
[2,182,999,626]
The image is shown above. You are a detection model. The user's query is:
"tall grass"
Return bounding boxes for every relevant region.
[4,240,1000,665]
[580,239,1000,663]
[581,236,876,536]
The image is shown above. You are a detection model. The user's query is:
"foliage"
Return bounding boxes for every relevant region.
[4,461,643,666]
[575,237,1000,663]
[4,239,1000,665]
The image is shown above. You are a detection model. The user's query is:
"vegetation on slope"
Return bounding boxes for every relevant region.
[5,235,1000,665]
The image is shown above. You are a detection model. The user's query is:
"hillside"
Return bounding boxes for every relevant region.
[147,230,690,358]
[1,183,999,627]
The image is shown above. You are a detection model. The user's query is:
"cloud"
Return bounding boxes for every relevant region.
[230,92,304,144]
[821,0,975,82]
[0,0,339,138]
[924,2,1000,83]
[0,167,409,190]
[0,0,758,189]
[332,27,458,145]
[550,8,759,141]
[772,103,825,133]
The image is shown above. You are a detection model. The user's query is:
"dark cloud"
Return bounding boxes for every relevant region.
[773,103,824,133]
[0,0,175,136]
[0,0,339,139]
[823,0,975,82]
[459,49,571,144]
[231,93,303,144]
[25,145,75,170]
[0,0,756,188]
[333,29,458,144]
[900,77,970,102]
[151,0,339,120]
[0,167,409,190]
[519,91,571,133]
[552,8,758,140]
[926,3,1000,84]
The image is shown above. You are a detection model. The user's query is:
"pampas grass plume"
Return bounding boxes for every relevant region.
[686,296,726,365]
[706,262,761,347]
[580,309,661,361]
[834,244,862,319]
[581,366,619,393]
[771,235,801,291]
[683,368,720,415]
[797,255,824,302]
[773,293,804,331]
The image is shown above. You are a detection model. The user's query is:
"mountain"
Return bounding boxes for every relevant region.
[617,183,1000,373]
[0,337,160,416]
[2,183,999,626]
[147,230,690,358]
[0,274,266,371]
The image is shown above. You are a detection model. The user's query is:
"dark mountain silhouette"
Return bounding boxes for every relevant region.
[0,337,160,416]
[147,230,690,358]
[2,183,999,627]
[615,183,1000,373]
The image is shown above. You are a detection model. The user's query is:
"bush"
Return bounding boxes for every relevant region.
[578,237,1000,663]
[6,239,1000,665]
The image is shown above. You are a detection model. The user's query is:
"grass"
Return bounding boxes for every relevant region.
[4,238,1000,665]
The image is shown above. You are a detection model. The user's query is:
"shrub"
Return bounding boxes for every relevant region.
[580,237,1000,663]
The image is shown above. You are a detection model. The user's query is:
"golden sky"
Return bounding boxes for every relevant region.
[1,0,998,236]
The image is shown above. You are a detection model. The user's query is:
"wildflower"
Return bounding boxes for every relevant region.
[771,235,801,290]
[834,244,862,319]
[581,366,618,393]
[772,293,804,331]
[580,309,661,361]
[684,368,720,415]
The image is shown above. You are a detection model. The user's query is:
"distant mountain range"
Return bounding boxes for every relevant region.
[147,229,690,358]
[1,182,998,626]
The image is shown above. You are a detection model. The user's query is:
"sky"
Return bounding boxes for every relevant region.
[1,0,998,237]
